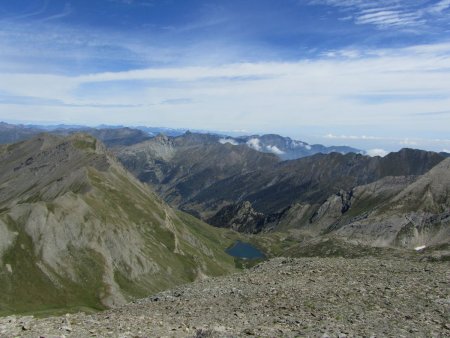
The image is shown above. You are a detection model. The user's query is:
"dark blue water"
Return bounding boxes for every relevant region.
[226,241,265,259]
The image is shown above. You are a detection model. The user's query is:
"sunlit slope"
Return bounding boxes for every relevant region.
[0,134,235,315]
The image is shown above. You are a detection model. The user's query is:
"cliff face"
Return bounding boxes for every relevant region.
[0,134,236,315]
[300,159,450,248]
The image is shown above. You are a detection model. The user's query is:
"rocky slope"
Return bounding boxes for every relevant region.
[328,157,450,248]
[116,136,446,238]
[0,134,236,315]
[1,256,448,337]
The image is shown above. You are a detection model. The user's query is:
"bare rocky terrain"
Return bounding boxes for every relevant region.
[1,256,448,338]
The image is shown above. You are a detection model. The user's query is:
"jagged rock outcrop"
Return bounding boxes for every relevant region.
[207,201,266,233]
[303,159,450,248]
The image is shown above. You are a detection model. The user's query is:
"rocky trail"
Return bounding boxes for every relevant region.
[1,256,449,337]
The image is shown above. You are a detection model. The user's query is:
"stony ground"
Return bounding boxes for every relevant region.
[1,257,449,337]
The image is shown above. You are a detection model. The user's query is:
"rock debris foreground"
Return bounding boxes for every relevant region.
[1,257,449,337]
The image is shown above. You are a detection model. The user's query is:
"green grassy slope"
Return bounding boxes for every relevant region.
[0,134,237,316]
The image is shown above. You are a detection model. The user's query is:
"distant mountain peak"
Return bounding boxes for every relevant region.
[214,133,361,160]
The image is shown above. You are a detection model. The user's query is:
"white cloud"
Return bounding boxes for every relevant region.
[428,0,450,14]
[400,138,418,146]
[309,0,448,29]
[265,145,285,155]
[246,138,262,151]
[292,140,308,148]
[355,10,422,28]
[443,149,450,153]
[219,138,238,145]
[325,134,385,140]
[1,42,450,143]
[367,148,389,157]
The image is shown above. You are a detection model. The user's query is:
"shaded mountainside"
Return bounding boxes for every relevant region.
[0,134,236,316]
[189,148,444,215]
[115,132,279,209]
[116,136,447,241]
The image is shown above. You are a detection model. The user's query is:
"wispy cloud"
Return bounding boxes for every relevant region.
[0,94,143,108]
[399,138,418,146]
[1,0,50,20]
[40,3,73,23]
[428,0,450,14]
[309,0,449,29]
[160,98,193,105]
[411,110,450,116]
[1,41,450,134]
[352,93,449,104]
[107,0,156,7]
[325,134,385,140]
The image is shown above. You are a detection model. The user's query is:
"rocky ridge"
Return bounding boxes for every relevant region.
[116,136,447,243]
[0,134,236,315]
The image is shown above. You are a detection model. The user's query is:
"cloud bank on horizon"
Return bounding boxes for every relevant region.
[0,0,450,152]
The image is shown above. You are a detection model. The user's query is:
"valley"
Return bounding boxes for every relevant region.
[3,0,450,336]
[0,124,448,337]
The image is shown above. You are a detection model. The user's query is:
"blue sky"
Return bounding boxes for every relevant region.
[1,0,450,152]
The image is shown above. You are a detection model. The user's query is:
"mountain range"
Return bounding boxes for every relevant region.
[219,133,361,160]
[0,122,361,159]
[0,122,449,317]
[115,132,449,249]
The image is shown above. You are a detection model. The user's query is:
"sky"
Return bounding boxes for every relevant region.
[0,0,450,152]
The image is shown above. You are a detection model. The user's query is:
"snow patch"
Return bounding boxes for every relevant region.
[367,148,388,157]
[266,145,285,155]
[219,138,238,146]
[414,245,426,251]
[246,138,262,151]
